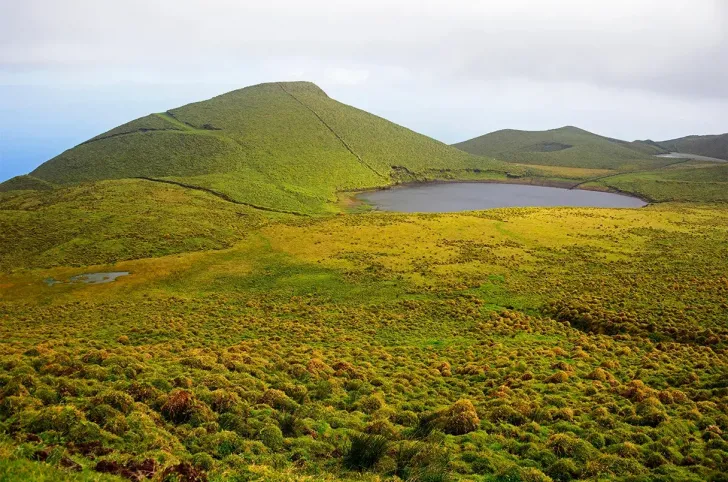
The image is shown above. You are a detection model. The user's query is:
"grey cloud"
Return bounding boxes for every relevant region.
[0,0,726,148]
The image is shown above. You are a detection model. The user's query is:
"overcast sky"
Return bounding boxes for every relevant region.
[1,0,727,181]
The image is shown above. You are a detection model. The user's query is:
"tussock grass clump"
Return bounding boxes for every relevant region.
[161,389,214,425]
[437,400,481,436]
[545,371,570,384]
[258,389,295,410]
[344,433,389,471]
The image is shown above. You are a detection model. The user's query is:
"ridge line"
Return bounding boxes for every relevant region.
[276,83,387,179]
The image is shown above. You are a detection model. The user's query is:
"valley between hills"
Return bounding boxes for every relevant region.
[0,82,727,482]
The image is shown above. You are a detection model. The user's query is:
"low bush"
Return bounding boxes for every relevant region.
[344,433,389,471]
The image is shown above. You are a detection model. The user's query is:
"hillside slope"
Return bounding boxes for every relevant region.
[655,133,728,161]
[8,82,516,213]
[453,126,673,170]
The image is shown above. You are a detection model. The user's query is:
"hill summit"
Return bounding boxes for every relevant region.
[7,81,512,213]
[453,126,671,171]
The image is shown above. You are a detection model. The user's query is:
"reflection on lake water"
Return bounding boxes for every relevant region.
[357,183,647,213]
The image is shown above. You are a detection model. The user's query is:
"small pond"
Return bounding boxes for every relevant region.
[44,272,130,286]
[357,183,646,213]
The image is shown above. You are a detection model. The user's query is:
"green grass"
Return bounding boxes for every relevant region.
[0,176,56,193]
[0,179,273,272]
[656,132,728,161]
[586,163,728,202]
[453,126,674,171]
[12,82,520,214]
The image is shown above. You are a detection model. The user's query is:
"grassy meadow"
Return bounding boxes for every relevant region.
[1,180,727,481]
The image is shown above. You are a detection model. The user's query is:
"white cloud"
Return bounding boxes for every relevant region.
[0,0,726,170]
[324,68,370,86]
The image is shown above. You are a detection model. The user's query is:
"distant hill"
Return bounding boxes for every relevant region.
[453,126,673,171]
[654,133,728,161]
[0,175,56,192]
[2,82,515,213]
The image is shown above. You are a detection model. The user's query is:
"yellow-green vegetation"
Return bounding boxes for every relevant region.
[0,179,271,272]
[1,182,727,480]
[11,82,519,214]
[586,163,728,203]
[453,126,673,171]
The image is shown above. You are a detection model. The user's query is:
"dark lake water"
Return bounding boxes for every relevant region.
[357,183,647,213]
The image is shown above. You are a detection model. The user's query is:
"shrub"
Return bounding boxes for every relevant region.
[192,452,215,471]
[161,389,194,423]
[438,399,480,435]
[258,389,295,410]
[586,367,610,382]
[545,371,570,384]
[393,440,451,480]
[306,358,332,377]
[87,404,120,426]
[393,410,419,427]
[586,432,605,449]
[607,441,641,458]
[435,361,452,377]
[94,390,135,415]
[365,419,398,438]
[208,389,240,413]
[213,430,245,457]
[28,406,87,436]
[359,394,386,414]
[488,404,526,426]
[281,383,308,404]
[278,413,305,437]
[126,382,160,402]
[546,458,580,481]
[622,380,655,402]
[34,387,59,405]
[344,433,389,471]
[259,424,284,451]
[161,389,214,425]
[546,433,594,461]
[218,412,246,434]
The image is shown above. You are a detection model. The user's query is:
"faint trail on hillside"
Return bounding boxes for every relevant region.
[135,177,309,216]
[78,112,204,147]
[570,158,693,190]
[78,128,185,146]
[276,83,388,179]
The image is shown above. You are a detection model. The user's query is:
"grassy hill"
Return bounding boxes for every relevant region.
[0,175,56,193]
[453,126,674,171]
[584,161,728,203]
[0,179,271,272]
[655,133,728,161]
[6,82,517,214]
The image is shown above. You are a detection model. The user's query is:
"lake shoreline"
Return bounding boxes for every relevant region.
[355,180,647,213]
[351,176,652,208]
